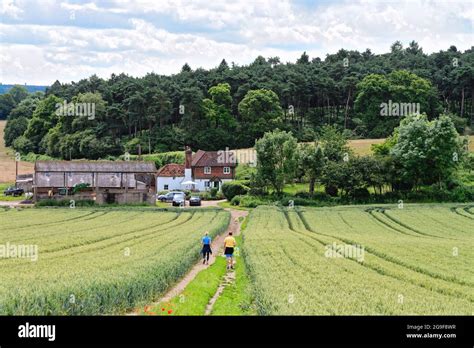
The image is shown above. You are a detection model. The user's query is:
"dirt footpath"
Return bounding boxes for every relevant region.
[0,201,33,207]
[130,208,248,314]
[157,208,247,303]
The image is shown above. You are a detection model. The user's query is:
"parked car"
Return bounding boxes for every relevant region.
[189,196,202,206]
[3,186,24,197]
[172,192,186,207]
[157,191,182,202]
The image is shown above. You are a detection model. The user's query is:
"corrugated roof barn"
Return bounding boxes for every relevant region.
[33,160,157,204]
[35,161,156,173]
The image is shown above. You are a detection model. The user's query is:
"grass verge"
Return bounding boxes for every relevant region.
[142,257,228,315]
[211,234,256,315]
[217,200,252,211]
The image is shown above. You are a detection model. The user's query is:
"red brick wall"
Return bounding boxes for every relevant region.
[193,166,235,179]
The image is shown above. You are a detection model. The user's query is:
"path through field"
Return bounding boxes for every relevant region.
[204,263,236,315]
[131,208,248,315]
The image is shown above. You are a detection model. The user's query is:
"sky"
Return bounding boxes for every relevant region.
[0,0,473,86]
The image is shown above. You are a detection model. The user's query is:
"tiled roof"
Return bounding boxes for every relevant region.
[156,163,185,177]
[191,150,236,167]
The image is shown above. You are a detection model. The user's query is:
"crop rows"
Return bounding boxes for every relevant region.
[243,205,474,315]
[0,208,230,315]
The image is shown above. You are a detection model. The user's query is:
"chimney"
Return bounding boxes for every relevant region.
[185,146,192,169]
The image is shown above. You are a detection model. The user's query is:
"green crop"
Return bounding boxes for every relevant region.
[243,204,474,315]
[0,208,229,315]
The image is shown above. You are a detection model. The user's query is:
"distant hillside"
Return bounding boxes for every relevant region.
[0,84,47,94]
[0,120,34,183]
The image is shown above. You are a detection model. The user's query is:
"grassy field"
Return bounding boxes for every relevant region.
[243,204,474,315]
[0,207,229,315]
[233,136,474,164]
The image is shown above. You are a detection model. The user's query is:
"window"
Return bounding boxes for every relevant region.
[223,167,230,174]
[164,184,169,190]
[204,167,211,174]
[204,181,210,187]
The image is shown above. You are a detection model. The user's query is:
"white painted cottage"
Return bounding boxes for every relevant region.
[156,147,236,192]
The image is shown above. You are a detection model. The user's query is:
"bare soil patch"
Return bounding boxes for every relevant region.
[0,121,34,183]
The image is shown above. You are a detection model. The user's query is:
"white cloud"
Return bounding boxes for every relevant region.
[0,0,472,85]
[60,1,99,12]
[0,0,23,18]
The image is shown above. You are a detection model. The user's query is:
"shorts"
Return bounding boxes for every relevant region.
[224,247,234,257]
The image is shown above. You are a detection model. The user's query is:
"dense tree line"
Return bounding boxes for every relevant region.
[2,41,473,159]
[239,114,471,205]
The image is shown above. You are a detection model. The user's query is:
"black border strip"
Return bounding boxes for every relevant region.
[0,316,472,347]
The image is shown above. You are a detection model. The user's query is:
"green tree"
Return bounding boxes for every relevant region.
[4,96,39,146]
[0,85,30,120]
[0,93,16,119]
[179,87,204,132]
[354,70,440,137]
[391,113,463,189]
[8,85,29,104]
[23,95,62,153]
[12,135,34,154]
[318,125,352,162]
[70,92,107,131]
[426,114,465,187]
[371,133,398,156]
[354,155,387,195]
[203,83,234,128]
[255,129,298,194]
[391,114,431,189]
[124,89,146,137]
[4,117,29,147]
[299,143,325,194]
[144,87,172,153]
[238,89,283,145]
[4,43,470,160]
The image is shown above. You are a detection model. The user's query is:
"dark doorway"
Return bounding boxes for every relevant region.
[106,193,116,204]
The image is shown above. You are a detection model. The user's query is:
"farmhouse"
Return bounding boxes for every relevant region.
[156,147,236,192]
[34,161,156,204]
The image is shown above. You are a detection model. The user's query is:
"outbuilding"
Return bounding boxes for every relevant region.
[34,161,156,204]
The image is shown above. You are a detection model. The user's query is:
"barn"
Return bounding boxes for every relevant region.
[16,174,34,192]
[34,161,157,204]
